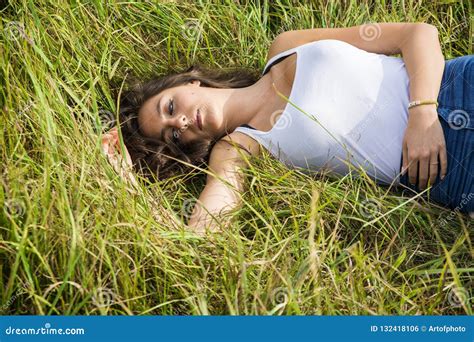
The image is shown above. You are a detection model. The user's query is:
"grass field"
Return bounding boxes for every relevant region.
[1,0,472,315]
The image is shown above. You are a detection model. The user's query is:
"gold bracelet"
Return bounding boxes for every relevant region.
[408,99,438,110]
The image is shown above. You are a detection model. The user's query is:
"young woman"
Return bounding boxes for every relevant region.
[102,22,473,234]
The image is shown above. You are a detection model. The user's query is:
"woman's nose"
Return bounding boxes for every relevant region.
[169,114,189,131]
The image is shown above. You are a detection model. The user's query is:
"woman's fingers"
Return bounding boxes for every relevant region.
[121,144,133,168]
[105,127,128,160]
[418,152,430,189]
[439,143,448,180]
[408,155,418,186]
[428,152,439,188]
[101,127,137,187]
[113,136,133,168]
[101,133,117,157]
[401,140,408,175]
[407,148,445,189]
[101,134,113,156]
[402,141,421,187]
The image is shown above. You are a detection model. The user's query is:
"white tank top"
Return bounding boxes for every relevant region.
[234,39,410,185]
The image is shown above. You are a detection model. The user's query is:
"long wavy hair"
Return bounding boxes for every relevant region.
[116,64,259,183]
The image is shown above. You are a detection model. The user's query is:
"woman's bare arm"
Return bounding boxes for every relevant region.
[187,133,259,236]
[268,22,430,59]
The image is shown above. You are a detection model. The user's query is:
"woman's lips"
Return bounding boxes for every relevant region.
[196,110,202,131]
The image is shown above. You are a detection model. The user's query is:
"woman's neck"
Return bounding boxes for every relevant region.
[213,73,275,135]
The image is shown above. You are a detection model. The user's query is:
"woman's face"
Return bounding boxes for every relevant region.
[138,80,218,145]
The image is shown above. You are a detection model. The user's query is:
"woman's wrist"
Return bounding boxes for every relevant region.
[408,99,438,110]
[408,103,439,118]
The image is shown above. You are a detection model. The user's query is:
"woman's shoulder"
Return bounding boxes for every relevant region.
[217,131,262,157]
[266,30,316,62]
[266,31,297,62]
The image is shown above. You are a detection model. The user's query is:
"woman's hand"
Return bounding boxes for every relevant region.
[101,126,138,187]
[401,106,447,189]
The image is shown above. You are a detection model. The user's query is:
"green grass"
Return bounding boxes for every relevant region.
[1,0,472,315]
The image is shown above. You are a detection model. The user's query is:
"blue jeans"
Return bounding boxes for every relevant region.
[398,55,474,214]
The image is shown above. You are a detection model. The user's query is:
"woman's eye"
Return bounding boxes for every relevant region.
[167,99,179,142]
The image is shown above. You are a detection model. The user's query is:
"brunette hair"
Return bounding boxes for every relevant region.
[116,64,259,183]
